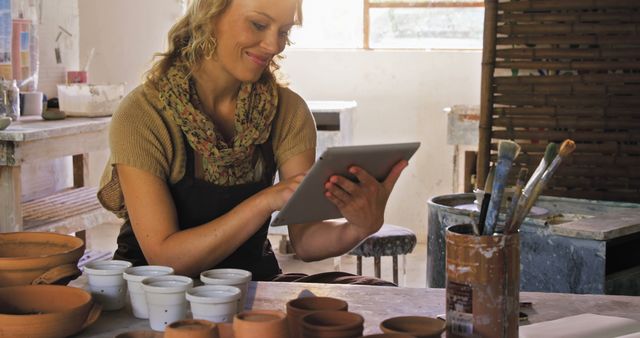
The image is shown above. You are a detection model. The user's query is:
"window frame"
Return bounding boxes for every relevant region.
[363,0,484,49]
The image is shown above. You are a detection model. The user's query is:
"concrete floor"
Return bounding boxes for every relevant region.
[85,222,427,288]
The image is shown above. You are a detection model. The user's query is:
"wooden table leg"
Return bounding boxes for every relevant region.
[73,153,89,188]
[0,165,23,232]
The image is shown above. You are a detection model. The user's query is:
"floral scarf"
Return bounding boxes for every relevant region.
[158,60,278,185]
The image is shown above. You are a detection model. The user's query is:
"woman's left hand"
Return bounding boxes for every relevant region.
[324,160,408,238]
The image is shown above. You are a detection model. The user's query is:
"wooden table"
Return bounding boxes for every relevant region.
[0,116,115,235]
[74,281,640,337]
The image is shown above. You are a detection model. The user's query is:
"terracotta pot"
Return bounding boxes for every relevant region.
[301,311,364,338]
[379,316,445,338]
[287,296,349,338]
[233,309,289,338]
[0,284,101,338]
[114,331,163,338]
[0,232,84,287]
[358,334,416,338]
[217,322,235,338]
[165,319,218,338]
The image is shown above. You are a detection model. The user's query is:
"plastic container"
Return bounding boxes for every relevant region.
[57,83,124,117]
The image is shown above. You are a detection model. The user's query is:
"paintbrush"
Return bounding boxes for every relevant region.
[476,165,495,236]
[510,143,557,229]
[483,140,521,235]
[504,167,528,234]
[512,139,576,229]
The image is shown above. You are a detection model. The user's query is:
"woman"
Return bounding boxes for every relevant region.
[98,0,407,282]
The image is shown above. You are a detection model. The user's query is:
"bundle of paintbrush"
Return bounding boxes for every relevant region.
[480,140,521,235]
[504,139,577,234]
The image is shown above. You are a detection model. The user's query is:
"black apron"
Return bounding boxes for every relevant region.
[114,136,281,281]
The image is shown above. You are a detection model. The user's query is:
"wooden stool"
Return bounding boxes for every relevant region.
[348,224,417,285]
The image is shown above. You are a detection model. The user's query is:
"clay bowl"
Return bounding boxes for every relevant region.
[0,232,84,287]
[0,284,102,338]
[115,331,163,338]
[380,316,445,338]
[301,310,364,338]
[165,319,219,338]
[217,322,235,338]
[360,334,417,338]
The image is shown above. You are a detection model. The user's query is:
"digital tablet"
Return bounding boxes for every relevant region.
[270,142,420,226]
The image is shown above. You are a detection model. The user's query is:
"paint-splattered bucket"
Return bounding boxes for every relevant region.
[445,224,519,338]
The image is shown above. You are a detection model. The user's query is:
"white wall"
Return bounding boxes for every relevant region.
[78,0,183,93]
[77,0,183,187]
[280,50,482,241]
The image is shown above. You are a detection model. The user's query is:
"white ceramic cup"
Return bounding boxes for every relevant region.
[187,284,241,323]
[83,259,132,311]
[200,268,252,313]
[123,265,174,319]
[22,91,43,116]
[141,275,193,332]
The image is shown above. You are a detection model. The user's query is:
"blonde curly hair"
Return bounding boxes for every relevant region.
[146,0,302,86]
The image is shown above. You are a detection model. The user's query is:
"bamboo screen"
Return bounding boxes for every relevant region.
[477,0,640,203]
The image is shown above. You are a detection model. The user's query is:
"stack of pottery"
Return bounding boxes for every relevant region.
[301,311,364,338]
[0,232,84,287]
[233,309,289,338]
[0,284,102,338]
[286,296,349,338]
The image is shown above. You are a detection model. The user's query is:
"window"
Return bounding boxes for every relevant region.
[290,0,484,50]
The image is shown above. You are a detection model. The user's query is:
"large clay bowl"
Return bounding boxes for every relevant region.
[0,232,84,286]
[0,284,101,338]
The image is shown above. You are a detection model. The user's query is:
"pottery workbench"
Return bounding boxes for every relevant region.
[0,116,117,236]
[72,280,640,337]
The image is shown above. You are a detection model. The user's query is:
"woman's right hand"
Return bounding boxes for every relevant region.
[262,173,306,212]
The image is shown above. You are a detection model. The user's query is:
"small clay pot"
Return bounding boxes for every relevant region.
[359,334,416,338]
[165,319,218,338]
[0,232,84,287]
[114,331,163,338]
[217,322,235,338]
[379,316,445,338]
[0,284,101,338]
[233,309,289,338]
[287,296,349,338]
[301,310,364,338]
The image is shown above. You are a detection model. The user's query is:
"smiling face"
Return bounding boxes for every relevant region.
[209,0,298,83]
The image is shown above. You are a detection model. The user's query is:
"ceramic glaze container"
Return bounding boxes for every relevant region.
[142,275,193,331]
[123,265,174,319]
[286,296,349,338]
[0,284,101,338]
[187,285,241,323]
[233,309,289,338]
[200,268,252,312]
[83,259,132,311]
[0,232,84,287]
[165,319,218,338]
